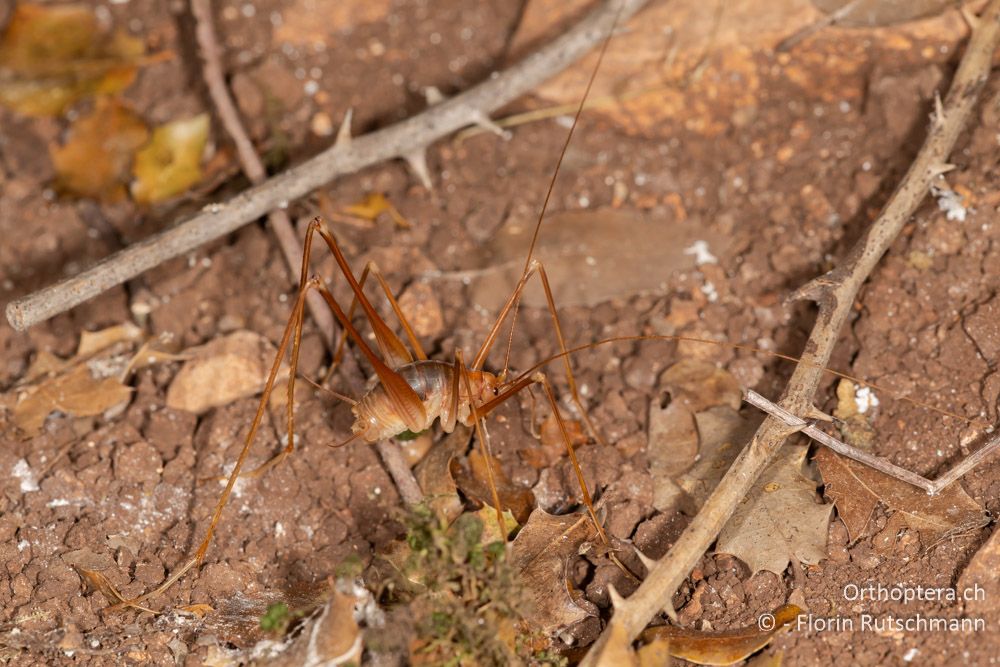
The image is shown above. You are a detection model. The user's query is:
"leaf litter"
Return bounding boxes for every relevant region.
[50,97,149,201]
[814,447,984,543]
[716,445,832,575]
[131,113,211,204]
[6,323,152,436]
[0,3,153,116]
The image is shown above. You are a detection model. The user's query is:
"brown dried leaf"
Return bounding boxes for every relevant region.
[815,448,984,542]
[0,4,147,116]
[51,98,149,201]
[655,406,759,512]
[131,114,210,204]
[467,209,730,310]
[165,331,274,415]
[75,567,156,614]
[648,400,700,481]
[640,604,801,666]
[811,0,956,27]
[717,447,832,574]
[413,425,471,525]
[509,509,598,635]
[13,363,133,436]
[77,322,144,357]
[660,359,743,413]
[452,449,536,525]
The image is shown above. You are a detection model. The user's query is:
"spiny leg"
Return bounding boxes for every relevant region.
[471,259,606,444]
[456,350,506,536]
[475,371,610,545]
[327,260,428,383]
[535,373,608,545]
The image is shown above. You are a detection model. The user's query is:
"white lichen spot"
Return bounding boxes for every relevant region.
[46,498,70,508]
[220,463,248,498]
[700,281,719,303]
[13,459,39,493]
[903,648,919,662]
[17,540,30,551]
[684,240,718,266]
[275,522,286,539]
[854,386,880,414]
[932,185,967,222]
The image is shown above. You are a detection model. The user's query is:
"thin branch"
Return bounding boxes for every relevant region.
[5,0,649,332]
[582,1,1000,660]
[744,390,1000,495]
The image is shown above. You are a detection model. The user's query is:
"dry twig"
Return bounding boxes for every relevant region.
[744,390,1000,495]
[5,0,648,332]
[582,1,1000,661]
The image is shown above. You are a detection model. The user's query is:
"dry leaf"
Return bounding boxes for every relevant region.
[661,359,743,413]
[343,192,410,228]
[413,425,471,525]
[640,604,801,666]
[717,446,832,574]
[655,406,759,513]
[648,361,744,487]
[648,400,700,480]
[131,114,210,204]
[958,527,1000,617]
[815,448,984,542]
[165,331,274,415]
[176,603,214,618]
[75,567,156,613]
[51,98,149,200]
[811,0,956,27]
[509,509,598,635]
[77,322,144,357]
[476,505,519,544]
[452,449,536,525]
[13,363,133,435]
[466,209,730,310]
[0,3,147,116]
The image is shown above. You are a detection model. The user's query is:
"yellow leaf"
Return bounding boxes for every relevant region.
[0,4,147,116]
[176,603,214,618]
[131,114,210,204]
[77,322,144,356]
[51,98,149,200]
[343,192,410,228]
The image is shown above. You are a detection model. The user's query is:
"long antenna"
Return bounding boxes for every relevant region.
[500,2,626,376]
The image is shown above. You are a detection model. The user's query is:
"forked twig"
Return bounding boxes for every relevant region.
[582,1,1000,660]
[5,0,650,332]
[744,390,1000,495]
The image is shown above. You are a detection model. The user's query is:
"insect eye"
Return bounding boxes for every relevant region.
[492,387,499,395]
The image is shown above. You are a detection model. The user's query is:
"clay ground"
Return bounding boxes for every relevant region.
[2,0,1000,665]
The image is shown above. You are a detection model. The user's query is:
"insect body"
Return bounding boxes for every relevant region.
[352,360,499,442]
